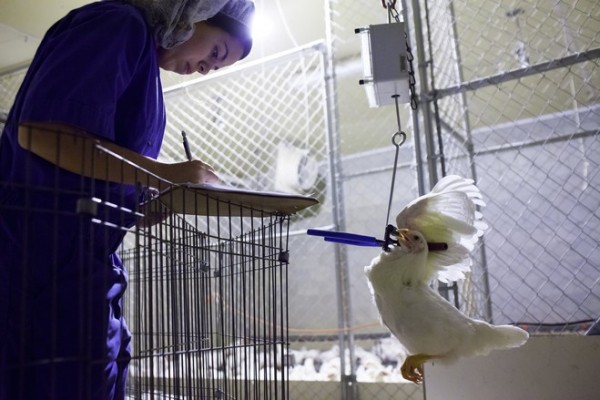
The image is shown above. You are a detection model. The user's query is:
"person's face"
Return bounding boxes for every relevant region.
[158,21,244,75]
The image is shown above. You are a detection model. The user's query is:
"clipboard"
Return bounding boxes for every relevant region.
[152,182,319,216]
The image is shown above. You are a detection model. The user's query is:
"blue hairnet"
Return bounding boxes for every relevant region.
[123,0,254,50]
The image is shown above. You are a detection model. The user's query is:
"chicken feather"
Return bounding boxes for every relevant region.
[395,175,487,282]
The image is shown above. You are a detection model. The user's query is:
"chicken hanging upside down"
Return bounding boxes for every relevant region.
[364,175,528,383]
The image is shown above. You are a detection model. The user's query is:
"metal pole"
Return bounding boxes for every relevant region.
[447,0,493,322]
[400,0,426,196]
[410,0,439,189]
[435,48,600,99]
[323,2,357,398]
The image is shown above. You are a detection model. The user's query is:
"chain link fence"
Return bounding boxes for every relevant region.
[1,0,599,398]
[414,0,600,332]
[322,0,599,398]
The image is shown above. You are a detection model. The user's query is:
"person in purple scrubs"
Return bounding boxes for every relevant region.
[0,0,254,398]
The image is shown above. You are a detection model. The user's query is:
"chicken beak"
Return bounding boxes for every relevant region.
[395,229,411,247]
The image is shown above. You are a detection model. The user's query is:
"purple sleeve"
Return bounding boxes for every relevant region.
[19,5,153,142]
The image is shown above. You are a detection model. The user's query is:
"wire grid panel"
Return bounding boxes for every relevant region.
[159,44,330,203]
[122,198,291,399]
[0,68,26,115]
[420,0,600,331]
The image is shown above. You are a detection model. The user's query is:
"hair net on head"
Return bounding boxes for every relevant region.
[205,0,254,59]
[122,0,229,49]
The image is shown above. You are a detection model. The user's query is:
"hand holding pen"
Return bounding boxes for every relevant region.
[179,130,220,184]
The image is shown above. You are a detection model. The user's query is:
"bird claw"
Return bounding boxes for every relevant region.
[401,354,433,384]
[401,361,423,383]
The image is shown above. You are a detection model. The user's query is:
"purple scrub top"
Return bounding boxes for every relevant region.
[0,1,166,399]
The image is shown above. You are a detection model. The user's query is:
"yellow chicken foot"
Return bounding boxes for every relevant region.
[401,354,436,383]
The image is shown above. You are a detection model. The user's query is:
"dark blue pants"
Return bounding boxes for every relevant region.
[0,205,131,400]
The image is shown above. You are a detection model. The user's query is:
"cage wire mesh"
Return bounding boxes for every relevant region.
[122,196,292,399]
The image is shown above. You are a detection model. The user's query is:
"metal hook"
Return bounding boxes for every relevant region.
[385,130,406,226]
[392,131,407,147]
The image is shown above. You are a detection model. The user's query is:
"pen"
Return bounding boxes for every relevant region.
[181,130,192,161]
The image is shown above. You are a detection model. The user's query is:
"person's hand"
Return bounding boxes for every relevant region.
[160,160,220,185]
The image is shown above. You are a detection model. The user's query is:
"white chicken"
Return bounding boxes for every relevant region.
[365,175,528,383]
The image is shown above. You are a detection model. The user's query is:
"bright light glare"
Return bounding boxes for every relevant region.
[250,12,273,40]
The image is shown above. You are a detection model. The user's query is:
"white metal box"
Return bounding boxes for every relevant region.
[356,22,410,107]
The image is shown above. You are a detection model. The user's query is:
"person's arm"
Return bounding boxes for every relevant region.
[18,122,218,190]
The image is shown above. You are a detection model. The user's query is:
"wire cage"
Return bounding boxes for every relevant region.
[0,126,316,399]
[122,187,308,399]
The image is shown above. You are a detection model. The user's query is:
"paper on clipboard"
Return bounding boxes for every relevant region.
[152,182,319,216]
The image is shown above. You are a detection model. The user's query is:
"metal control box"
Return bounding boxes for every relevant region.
[357,22,410,107]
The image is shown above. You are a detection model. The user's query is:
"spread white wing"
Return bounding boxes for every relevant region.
[395,175,487,283]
